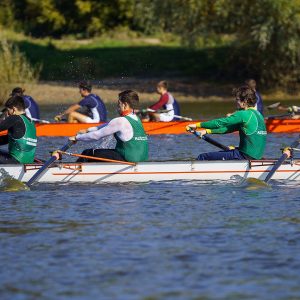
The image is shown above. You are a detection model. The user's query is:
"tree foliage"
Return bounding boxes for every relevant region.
[148,0,300,86]
[0,0,299,86]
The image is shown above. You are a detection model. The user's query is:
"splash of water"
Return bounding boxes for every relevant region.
[230,175,270,190]
[0,169,29,192]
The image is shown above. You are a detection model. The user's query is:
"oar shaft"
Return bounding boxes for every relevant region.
[264,138,300,183]
[30,118,50,124]
[264,154,288,183]
[146,108,192,121]
[266,113,292,119]
[60,151,136,165]
[192,131,229,151]
[27,140,74,187]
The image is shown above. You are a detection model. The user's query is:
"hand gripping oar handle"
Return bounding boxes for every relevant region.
[191,130,230,151]
[264,137,300,183]
[26,140,75,187]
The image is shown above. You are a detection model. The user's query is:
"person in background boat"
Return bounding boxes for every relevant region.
[141,81,180,122]
[69,90,148,162]
[0,96,37,164]
[186,85,267,160]
[245,79,264,115]
[11,87,40,121]
[54,81,107,123]
[272,103,300,119]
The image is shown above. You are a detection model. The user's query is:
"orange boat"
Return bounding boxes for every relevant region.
[1,119,300,137]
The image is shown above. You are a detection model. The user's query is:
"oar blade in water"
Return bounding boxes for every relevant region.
[0,169,29,192]
[244,177,270,190]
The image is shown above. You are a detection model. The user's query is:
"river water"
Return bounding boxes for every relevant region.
[1,103,300,300]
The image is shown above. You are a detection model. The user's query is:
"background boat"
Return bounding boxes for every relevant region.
[0,119,298,137]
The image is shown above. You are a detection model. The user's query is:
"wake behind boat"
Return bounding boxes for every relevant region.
[1,159,300,184]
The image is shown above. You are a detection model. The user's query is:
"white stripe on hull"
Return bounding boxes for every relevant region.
[1,160,300,183]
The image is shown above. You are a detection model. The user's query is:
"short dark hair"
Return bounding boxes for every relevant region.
[11,87,24,96]
[157,80,168,89]
[78,81,92,92]
[118,90,139,109]
[232,85,257,107]
[5,96,25,110]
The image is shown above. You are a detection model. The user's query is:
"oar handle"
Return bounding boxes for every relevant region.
[191,130,230,151]
[26,140,74,187]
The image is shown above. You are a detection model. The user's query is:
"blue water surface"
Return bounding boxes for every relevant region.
[0,133,300,300]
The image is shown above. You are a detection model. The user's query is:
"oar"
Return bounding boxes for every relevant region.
[266,113,292,119]
[26,140,74,187]
[30,117,50,124]
[189,130,230,151]
[59,151,136,166]
[146,108,193,121]
[264,137,300,183]
[266,102,281,110]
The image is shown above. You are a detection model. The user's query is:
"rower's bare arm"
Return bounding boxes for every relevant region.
[76,118,125,141]
[55,104,81,120]
[77,126,96,135]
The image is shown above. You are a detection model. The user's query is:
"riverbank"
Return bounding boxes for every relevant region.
[6,79,300,105]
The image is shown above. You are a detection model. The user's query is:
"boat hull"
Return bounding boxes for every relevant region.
[2,160,300,183]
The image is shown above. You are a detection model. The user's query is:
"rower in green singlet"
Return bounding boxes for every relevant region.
[69,90,148,163]
[187,85,267,160]
[0,96,37,164]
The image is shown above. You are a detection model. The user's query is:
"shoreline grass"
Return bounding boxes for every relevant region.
[0,29,299,102]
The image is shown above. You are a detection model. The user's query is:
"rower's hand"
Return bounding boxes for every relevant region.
[186,124,197,132]
[283,147,291,158]
[77,129,88,134]
[197,129,207,137]
[54,114,62,122]
[69,136,77,142]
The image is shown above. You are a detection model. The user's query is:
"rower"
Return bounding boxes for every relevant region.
[187,85,267,160]
[145,81,180,122]
[69,90,148,162]
[11,87,40,120]
[245,79,264,115]
[55,81,107,123]
[0,96,37,164]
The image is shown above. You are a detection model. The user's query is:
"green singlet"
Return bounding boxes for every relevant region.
[8,115,37,163]
[201,108,267,159]
[114,115,148,162]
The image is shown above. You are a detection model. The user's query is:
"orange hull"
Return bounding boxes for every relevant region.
[1,119,300,137]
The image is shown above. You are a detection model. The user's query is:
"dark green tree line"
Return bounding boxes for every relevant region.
[1,0,299,87]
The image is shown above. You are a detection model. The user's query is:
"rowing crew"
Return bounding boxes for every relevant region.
[0,85,294,166]
[1,80,182,125]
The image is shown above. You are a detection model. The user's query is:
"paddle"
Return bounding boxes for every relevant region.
[189,129,230,151]
[264,137,300,183]
[26,140,74,187]
[146,108,193,121]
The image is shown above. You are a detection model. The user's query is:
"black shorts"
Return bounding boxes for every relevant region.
[0,150,19,164]
[77,149,126,162]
